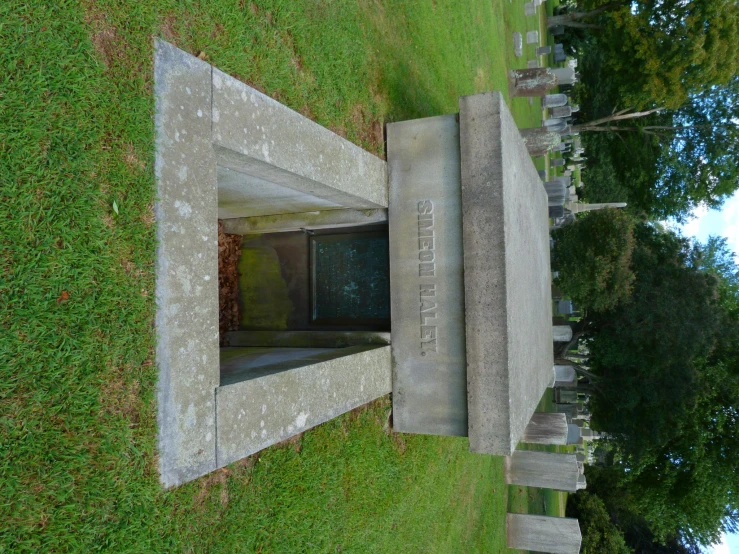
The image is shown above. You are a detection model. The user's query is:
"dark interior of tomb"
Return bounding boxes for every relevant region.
[218,223,390,384]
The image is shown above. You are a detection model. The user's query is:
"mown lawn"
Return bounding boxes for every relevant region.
[2,0,545,551]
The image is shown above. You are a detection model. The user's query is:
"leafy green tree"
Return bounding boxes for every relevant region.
[566,491,632,554]
[557,224,739,546]
[563,0,739,109]
[575,77,739,220]
[552,209,636,311]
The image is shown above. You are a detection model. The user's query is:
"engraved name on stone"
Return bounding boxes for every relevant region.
[418,200,437,356]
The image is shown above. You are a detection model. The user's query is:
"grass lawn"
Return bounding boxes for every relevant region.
[2,0,545,551]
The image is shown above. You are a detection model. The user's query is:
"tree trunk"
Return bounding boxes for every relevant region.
[546,2,626,28]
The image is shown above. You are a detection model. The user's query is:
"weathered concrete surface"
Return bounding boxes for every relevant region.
[459,92,554,456]
[212,68,387,216]
[521,412,568,445]
[221,208,387,234]
[216,346,392,467]
[507,514,582,554]
[216,163,344,218]
[505,450,580,491]
[154,39,219,488]
[154,40,392,487]
[387,115,468,436]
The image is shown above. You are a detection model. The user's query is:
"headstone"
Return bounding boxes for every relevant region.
[542,93,568,108]
[544,117,569,127]
[553,364,577,387]
[526,30,540,44]
[507,514,582,554]
[549,205,565,218]
[538,169,547,180]
[536,45,552,56]
[575,452,586,462]
[524,2,537,16]
[556,402,578,418]
[519,127,562,156]
[550,105,573,118]
[521,412,568,445]
[513,32,523,57]
[509,68,557,97]
[550,25,565,35]
[544,180,566,206]
[577,474,587,490]
[527,59,540,69]
[552,67,578,85]
[551,158,565,167]
[556,299,574,314]
[558,125,572,136]
[553,324,573,342]
[543,120,567,133]
[567,423,581,444]
[506,450,581,491]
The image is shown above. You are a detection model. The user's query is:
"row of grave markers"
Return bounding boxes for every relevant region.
[505,331,594,553]
[507,394,585,551]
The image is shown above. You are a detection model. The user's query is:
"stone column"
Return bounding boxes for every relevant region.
[521,412,568,445]
[507,514,582,554]
[505,450,581,492]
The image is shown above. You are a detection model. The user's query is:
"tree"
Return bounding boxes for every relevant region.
[566,490,633,554]
[555,223,739,545]
[565,0,739,109]
[573,58,739,219]
[552,209,636,311]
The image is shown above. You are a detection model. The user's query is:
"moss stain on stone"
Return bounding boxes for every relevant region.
[238,238,292,329]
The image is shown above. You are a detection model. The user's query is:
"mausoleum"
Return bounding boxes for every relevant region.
[154,40,553,487]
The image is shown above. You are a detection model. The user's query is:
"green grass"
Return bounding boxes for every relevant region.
[1,0,544,551]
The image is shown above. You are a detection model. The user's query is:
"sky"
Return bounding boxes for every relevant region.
[678,190,739,263]
[679,190,739,554]
[710,533,739,554]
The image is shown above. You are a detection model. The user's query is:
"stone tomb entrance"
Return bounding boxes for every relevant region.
[219,224,391,387]
[155,40,391,487]
[156,40,554,488]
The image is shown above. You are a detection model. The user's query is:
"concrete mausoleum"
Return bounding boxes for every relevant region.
[154,40,554,487]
